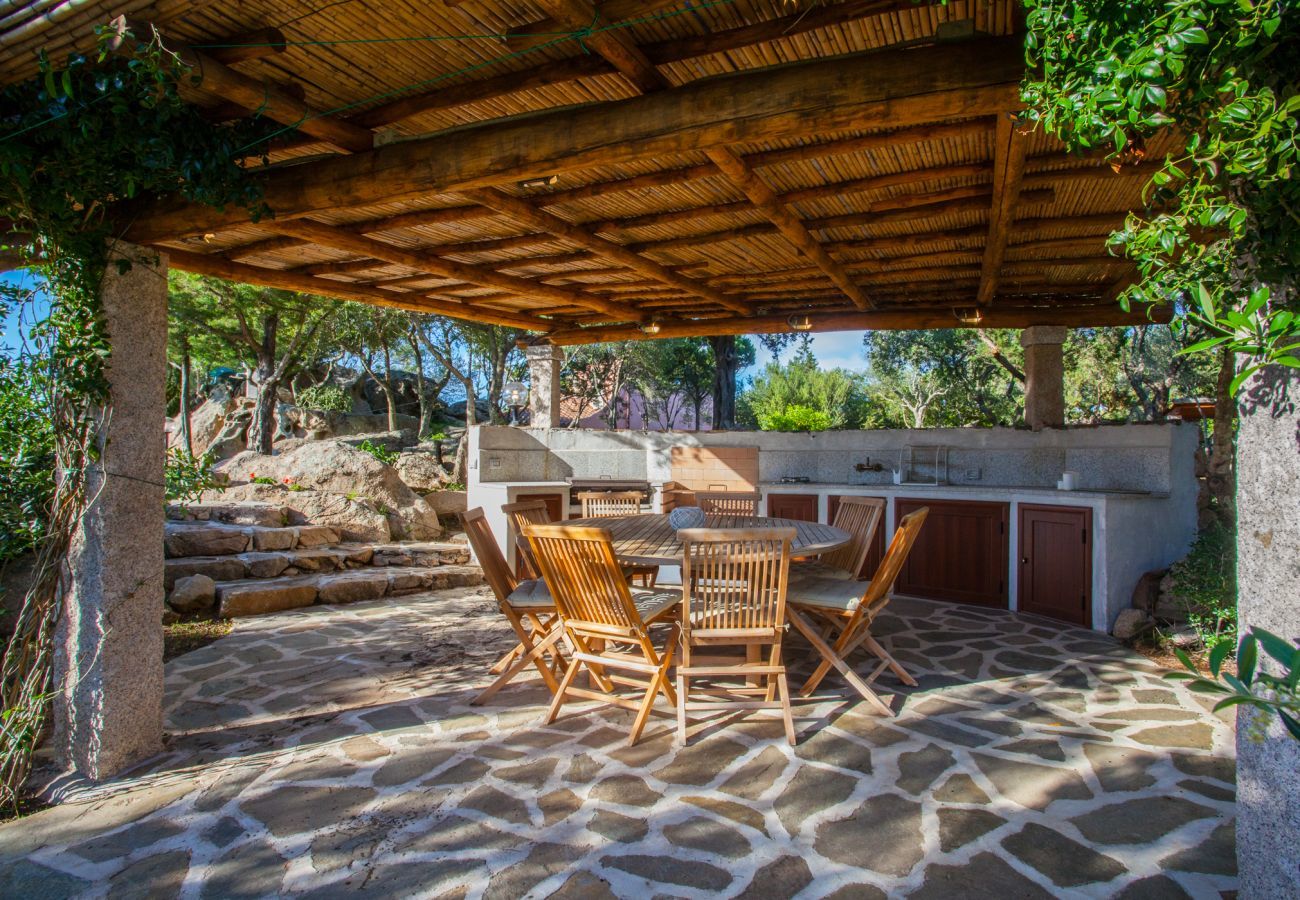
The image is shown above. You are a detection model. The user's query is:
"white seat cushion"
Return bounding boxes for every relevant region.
[787,573,865,612]
[629,587,681,623]
[506,579,553,609]
[791,560,856,581]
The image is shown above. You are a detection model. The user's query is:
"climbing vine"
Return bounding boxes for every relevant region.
[0,25,271,808]
[1020,0,1300,391]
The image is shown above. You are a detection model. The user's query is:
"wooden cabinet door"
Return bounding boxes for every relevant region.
[1019,504,1092,626]
[828,494,887,578]
[516,492,566,523]
[767,493,818,522]
[895,498,1009,608]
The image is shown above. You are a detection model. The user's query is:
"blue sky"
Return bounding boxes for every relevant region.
[749,330,868,374]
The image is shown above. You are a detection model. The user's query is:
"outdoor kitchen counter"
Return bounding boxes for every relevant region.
[757,481,1167,499]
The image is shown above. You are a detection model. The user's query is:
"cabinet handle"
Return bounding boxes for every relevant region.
[1020,557,1029,564]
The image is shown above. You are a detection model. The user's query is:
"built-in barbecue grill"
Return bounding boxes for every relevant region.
[566,478,654,510]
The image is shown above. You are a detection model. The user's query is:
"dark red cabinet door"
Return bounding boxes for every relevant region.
[517,492,566,523]
[1019,504,1092,626]
[767,493,818,522]
[827,494,887,578]
[894,498,1009,608]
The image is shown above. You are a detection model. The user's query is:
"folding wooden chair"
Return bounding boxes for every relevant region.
[786,508,929,715]
[524,523,681,746]
[459,507,565,706]
[792,496,885,581]
[676,527,798,746]
[502,499,551,580]
[695,491,761,516]
[576,491,658,587]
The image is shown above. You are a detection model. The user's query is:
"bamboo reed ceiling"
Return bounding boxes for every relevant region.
[2,0,1175,340]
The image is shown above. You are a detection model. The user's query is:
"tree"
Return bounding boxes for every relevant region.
[872,366,949,429]
[709,336,756,430]
[403,317,452,440]
[560,343,626,427]
[1021,0,1299,389]
[460,324,524,424]
[740,344,869,430]
[169,273,335,454]
[334,305,410,432]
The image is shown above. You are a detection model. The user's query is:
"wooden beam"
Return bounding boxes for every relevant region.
[705,146,874,310]
[199,28,287,66]
[546,303,1175,345]
[125,37,1025,242]
[460,188,750,315]
[114,23,373,154]
[263,218,647,322]
[504,0,686,53]
[977,112,1029,306]
[533,0,665,91]
[164,248,550,330]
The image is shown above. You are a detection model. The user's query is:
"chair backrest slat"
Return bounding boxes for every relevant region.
[820,496,886,576]
[578,491,644,518]
[695,491,761,517]
[679,527,794,632]
[459,507,517,603]
[857,507,930,614]
[525,524,646,633]
[503,500,551,579]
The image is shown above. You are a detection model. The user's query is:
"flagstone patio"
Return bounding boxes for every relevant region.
[1,588,1236,899]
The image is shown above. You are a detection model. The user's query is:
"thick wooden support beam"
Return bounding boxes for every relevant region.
[461,187,750,315]
[705,146,874,310]
[545,303,1175,345]
[263,219,645,322]
[534,0,666,91]
[200,28,287,66]
[978,113,1029,306]
[505,0,685,53]
[114,23,373,154]
[165,248,550,330]
[126,37,1025,242]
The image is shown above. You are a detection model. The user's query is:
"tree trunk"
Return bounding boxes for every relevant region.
[1208,346,1237,525]
[380,340,399,431]
[247,313,279,455]
[408,333,432,440]
[177,334,194,456]
[709,335,738,430]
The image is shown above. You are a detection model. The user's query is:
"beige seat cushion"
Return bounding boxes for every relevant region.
[506,579,553,609]
[790,560,856,581]
[787,573,865,612]
[629,587,681,623]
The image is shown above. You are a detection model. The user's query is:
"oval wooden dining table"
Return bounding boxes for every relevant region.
[563,513,852,566]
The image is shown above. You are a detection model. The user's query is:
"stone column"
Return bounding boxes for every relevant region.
[54,243,168,781]
[526,344,564,429]
[1234,364,1300,895]
[1020,325,1067,430]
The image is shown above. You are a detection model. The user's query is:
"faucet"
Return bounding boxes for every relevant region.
[854,460,884,473]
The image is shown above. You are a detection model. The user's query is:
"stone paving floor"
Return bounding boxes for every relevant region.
[0,587,1237,899]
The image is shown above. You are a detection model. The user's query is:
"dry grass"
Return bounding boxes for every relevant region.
[164,618,233,662]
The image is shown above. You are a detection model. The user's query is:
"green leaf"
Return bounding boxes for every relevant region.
[1238,637,1258,685]
[1209,640,1233,677]
[1197,283,1216,323]
[1282,712,1300,742]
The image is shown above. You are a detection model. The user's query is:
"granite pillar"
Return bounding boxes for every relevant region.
[527,344,564,429]
[1020,325,1067,430]
[53,243,168,780]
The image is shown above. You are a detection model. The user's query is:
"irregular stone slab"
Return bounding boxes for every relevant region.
[1130,722,1215,750]
[164,524,248,558]
[1114,875,1195,899]
[217,581,316,618]
[589,810,649,843]
[1170,753,1235,783]
[483,843,584,900]
[1003,822,1128,887]
[795,729,873,775]
[933,773,990,804]
[1082,743,1160,792]
[591,774,661,808]
[1071,797,1216,845]
[734,855,813,899]
[167,573,216,614]
[719,746,789,800]
[395,814,525,855]
[496,757,558,788]
[170,500,288,528]
[1159,821,1236,875]
[461,785,531,826]
[897,744,955,796]
[240,785,376,838]
[538,789,582,826]
[244,553,291,579]
[601,854,732,891]
[664,816,752,859]
[250,527,297,551]
[774,764,858,834]
[372,747,455,787]
[652,736,749,786]
[937,808,1004,853]
[307,859,481,899]
[547,871,618,900]
[0,859,90,899]
[683,795,768,836]
[200,839,288,899]
[69,817,186,862]
[908,851,1056,900]
[995,738,1066,761]
[317,572,391,604]
[815,794,923,876]
[295,524,341,547]
[823,883,888,900]
[972,753,1093,811]
[201,816,245,849]
[164,556,246,588]
[1177,778,1234,802]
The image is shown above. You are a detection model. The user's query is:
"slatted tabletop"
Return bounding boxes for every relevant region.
[565,514,851,566]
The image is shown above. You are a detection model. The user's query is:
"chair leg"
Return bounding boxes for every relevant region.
[544,656,583,724]
[676,672,689,745]
[489,641,524,675]
[473,625,564,705]
[777,670,796,746]
[862,634,919,686]
[788,608,893,716]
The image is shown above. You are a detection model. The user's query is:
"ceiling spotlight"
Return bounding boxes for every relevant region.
[640,320,662,336]
[518,174,559,190]
[787,313,813,332]
[955,307,984,325]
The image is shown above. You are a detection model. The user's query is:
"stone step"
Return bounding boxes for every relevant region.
[164,521,339,559]
[216,565,485,618]
[164,541,471,588]
[167,500,291,529]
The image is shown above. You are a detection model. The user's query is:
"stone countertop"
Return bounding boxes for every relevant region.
[757,481,1166,500]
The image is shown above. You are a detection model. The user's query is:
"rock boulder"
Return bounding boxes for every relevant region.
[394,451,449,494]
[168,574,217,614]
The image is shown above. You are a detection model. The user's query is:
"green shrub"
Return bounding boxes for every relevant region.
[165,448,222,506]
[1166,521,1237,652]
[357,439,399,466]
[0,357,54,563]
[756,404,832,433]
[296,384,351,413]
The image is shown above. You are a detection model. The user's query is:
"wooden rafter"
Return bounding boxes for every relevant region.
[125,37,1024,242]
[705,147,874,310]
[262,218,646,322]
[201,28,286,65]
[978,112,1030,306]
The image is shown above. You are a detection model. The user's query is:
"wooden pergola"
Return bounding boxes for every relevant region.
[5,0,1170,344]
